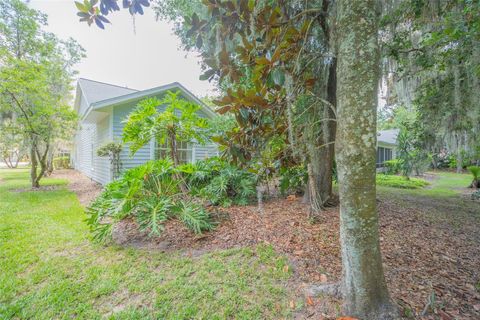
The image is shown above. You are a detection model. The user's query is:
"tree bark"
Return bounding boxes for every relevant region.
[336,1,397,319]
[30,138,39,188]
[305,59,337,211]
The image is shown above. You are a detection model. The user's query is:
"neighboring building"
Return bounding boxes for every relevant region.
[72,78,218,185]
[376,129,399,169]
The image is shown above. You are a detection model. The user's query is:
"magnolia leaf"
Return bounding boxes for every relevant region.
[75,1,88,12]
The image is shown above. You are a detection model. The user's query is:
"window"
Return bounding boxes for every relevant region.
[155,139,192,164]
[376,146,393,168]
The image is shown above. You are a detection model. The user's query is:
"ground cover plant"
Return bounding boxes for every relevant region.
[87,157,256,243]
[0,169,291,319]
[376,174,429,189]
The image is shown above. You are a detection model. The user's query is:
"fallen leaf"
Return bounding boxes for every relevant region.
[282,265,289,273]
[306,296,315,306]
[287,194,296,201]
[289,300,295,309]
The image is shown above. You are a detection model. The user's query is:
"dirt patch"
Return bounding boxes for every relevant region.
[51,169,102,206]
[111,193,480,319]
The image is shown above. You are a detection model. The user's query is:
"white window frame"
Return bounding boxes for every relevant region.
[154,139,193,164]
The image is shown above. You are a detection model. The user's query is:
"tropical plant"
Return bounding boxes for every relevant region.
[122,91,210,192]
[467,166,480,188]
[97,142,122,179]
[181,157,256,207]
[86,158,256,243]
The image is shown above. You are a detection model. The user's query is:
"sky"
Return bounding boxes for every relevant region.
[28,0,216,97]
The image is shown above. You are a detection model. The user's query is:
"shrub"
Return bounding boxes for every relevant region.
[376,174,429,189]
[467,166,480,188]
[53,156,70,169]
[87,157,254,242]
[384,159,401,175]
[278,165,307,195]
[97,142,122,179]
[180,157,257,206]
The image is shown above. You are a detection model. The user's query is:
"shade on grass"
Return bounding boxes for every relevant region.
[0,169,291,319]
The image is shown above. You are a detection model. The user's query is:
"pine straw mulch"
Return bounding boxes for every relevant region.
[112,192,480,320]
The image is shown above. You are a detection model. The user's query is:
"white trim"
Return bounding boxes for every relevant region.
[90,82,217,119]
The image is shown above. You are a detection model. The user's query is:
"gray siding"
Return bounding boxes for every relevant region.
[113,103,152,171]
[74,116,111,184]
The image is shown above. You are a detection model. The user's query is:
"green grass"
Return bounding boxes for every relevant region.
[377,171,473,198]
[376,174,429,189]
[0,169,292,319]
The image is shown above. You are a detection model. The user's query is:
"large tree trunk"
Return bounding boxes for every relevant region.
[336,1,397,318]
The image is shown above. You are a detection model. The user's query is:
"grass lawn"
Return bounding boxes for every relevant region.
[0,169,291,319]
[377,171,473,197]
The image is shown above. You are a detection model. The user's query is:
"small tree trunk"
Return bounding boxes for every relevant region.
[46,147,54,176]
[30,139,39,188]
[34,142,49,187]
[168,131,188,194]
[336,1,397,318]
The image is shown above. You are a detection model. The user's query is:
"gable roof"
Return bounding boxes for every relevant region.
[90,81,217,119]
[378,129,399,145]
[78,78,138,106]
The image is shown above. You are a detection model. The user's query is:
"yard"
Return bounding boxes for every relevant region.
[1,169,479,319]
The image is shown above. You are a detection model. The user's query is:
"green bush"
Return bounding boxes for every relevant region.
[376,174,429,189]
[180,157,257,206]
[278,165,307,195]
[53,156,70,169]
[87,157,256,243]
[467,166,480,188]
[384,159,401,175]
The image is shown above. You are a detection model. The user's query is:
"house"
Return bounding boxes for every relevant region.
[72,78,218,185]
[376,129,399,168]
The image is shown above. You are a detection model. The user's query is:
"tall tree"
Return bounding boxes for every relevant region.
[335,0,397,318]
[0,0,83,188]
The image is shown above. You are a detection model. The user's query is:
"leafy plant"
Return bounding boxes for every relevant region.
[279,165,307,196]
[384,159,401,175]
[467,166,480,188]
[53,156,70,169]
[86,157,254,243]
[181,157,256,207]
[97,142,122,179]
